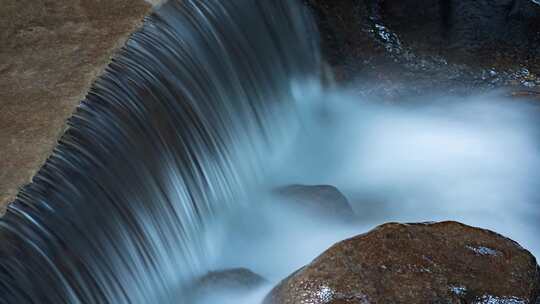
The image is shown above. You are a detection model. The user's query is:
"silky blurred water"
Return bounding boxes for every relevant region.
[1,0,538,303]
[0,1,321,303]
[196,90,540,303]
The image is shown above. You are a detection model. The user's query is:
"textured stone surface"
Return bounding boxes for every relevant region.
[307,0,540,97]
[0,0,151,212]
[309,0,540,67]
[274,185,356,222]
[265,221,540,304]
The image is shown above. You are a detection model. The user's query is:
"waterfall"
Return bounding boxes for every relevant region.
[0,1,321,303]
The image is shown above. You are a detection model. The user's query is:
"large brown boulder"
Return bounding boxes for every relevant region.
[264,221,540,304]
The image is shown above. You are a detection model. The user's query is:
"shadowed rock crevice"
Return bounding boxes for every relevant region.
[306,0,540,97]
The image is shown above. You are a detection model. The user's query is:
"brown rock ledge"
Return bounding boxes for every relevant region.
[0,0,152,213]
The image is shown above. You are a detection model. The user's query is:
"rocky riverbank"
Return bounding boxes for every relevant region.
[194,184,540,303]
[307,0,540,100]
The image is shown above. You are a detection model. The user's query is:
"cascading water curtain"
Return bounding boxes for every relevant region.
[0,0,321,303]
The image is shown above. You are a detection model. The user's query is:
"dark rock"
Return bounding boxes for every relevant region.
[511,89,540,101]
[274,185,356,222]
[305,0,382,67]
[264,221,540,304]
[382,0,540,54]
[306,0,540,95]
[193,268,266,296]
[308,0,540,67]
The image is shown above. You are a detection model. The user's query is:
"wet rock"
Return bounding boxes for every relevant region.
[274,185,356,222]
[264,221,540,304]
[307,0,540,95]
[308,0,540,67]
[193,268,267,295]
[305,0,382,67]
[511,90,540,103]
[382,0,540,54]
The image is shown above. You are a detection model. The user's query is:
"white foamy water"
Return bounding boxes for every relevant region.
[196,90,540,303]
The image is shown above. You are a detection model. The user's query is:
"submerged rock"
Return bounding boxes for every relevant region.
[188,268,267,303]
[264,221,540,304]
[194,268,266,294]
[274,185,356,222]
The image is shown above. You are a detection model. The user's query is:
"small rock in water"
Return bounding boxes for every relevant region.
[264,221,540,304]
[191,268,267,297]
[274,185,356,222]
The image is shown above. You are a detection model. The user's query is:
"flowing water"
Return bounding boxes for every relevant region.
[0,1,320,303]
[1,1,540,304]
[196,92,540,304]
